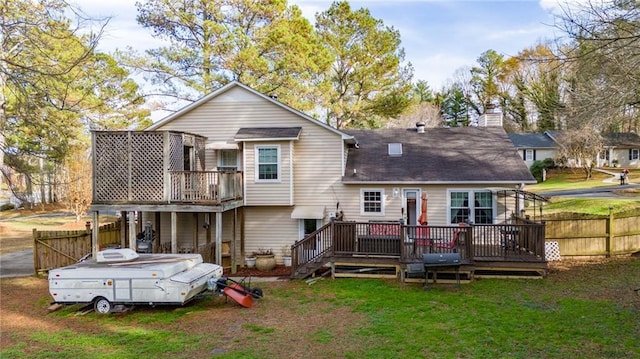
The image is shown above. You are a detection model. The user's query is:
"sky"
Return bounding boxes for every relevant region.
[76,0,570,91]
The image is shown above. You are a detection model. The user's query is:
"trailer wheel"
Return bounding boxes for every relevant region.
[250,287,263,298]
[94,297,112,314]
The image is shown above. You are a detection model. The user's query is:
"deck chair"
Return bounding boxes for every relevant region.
[435,230,461,252]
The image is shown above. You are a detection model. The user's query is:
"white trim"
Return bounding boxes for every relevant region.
[402,188,421,225]
[360,188,385,216]
[446,188,496,224]
[254,145,281,182]
[242,143,247,206]
[298,219,323,241]
[289,141,294,205]
[524,149,534,161]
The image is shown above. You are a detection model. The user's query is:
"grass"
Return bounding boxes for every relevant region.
[523,168,640,217]
[526,168,640,193]
[0,207,118,255]
[542,198,640,216]
[2,259,639,358]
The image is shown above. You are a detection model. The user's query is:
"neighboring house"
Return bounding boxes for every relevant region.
[597,132,640,168]
[507,132,558,168]
[89,82,536,270]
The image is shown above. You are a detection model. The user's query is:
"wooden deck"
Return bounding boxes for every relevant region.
[291,221,547,281]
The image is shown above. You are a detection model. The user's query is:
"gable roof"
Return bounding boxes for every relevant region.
[343,127,535,184]
[147,81,353,142]
[508,133,557,149]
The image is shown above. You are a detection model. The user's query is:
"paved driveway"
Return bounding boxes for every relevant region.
[0,249,35,278]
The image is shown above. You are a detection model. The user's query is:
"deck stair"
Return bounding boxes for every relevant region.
[291,256,329,279]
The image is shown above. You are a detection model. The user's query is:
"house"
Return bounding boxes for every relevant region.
[597,132,640,168]
[89,81,545,279]
[508,130,640,170]
[507,132,558,168]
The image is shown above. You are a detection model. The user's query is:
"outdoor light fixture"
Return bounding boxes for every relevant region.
[392,188,400,198]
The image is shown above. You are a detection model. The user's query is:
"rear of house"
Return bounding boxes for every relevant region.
[90,82,540,274]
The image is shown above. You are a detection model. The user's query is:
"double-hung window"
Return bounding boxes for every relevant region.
[631,149,639,160]
[361,189,384,215]
[449,190,494,224]
[218,150,238,171]
[255,146,279,181]
[524,149,535,161]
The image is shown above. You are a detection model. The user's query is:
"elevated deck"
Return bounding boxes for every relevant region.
[292,221,547,281]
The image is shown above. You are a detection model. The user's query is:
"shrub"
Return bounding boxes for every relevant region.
[0,203,15,211]
[530,158,556,182]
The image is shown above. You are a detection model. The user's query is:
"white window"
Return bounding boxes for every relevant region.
[631,149,639,160]
[255,146,279,181]
[449,190,494,224]
[218,150,238,171]
[361,189,384,215]
[524,149,535,161]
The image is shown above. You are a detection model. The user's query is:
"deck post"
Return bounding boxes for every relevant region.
[128,211,136,251]
[171,212,177,253]
[606,207,613,258]
[92,211,99,257]
[216,212,223,265]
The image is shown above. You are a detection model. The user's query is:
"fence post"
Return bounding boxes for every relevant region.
[32,228,39,275]
[606,206,614,258]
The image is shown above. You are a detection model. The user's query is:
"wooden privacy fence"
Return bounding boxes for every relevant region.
[33,221,121,274]
[544,211,640,257]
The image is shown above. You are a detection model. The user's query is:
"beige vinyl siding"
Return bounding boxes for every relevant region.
[152,86,346,207]
[243,206,299,263]
[146,212,239,253]
[244,141,292,205]
[333,184,519,226]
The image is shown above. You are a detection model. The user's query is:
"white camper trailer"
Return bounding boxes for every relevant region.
[49,248,223,314]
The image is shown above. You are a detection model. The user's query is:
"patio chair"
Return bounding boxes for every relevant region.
[434,230,462,253]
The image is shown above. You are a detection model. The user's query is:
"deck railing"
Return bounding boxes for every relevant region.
[291,220,546,276]
[169,171,242,203]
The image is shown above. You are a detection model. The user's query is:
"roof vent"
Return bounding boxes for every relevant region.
[416,121,426,133]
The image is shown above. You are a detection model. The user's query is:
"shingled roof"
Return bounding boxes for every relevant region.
[508,133,558,149]
[602,132,640,147]
[342,127,535,184]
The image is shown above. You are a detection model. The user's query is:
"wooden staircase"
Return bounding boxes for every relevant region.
[291,255,329,279]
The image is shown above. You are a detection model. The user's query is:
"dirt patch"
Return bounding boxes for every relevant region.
[0,276,366,358]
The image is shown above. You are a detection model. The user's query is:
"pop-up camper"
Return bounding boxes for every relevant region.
[49,248,223,313]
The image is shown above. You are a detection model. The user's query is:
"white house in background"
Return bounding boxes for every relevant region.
[507,132,558,168]
[597,133,640,168]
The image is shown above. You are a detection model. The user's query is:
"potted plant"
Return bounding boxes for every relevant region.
[245,254,256,268]
[253,248,276,271]
[281,245,292,267]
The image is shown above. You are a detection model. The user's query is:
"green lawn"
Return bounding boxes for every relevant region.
[2,259,639,359]
[525,168,640,216]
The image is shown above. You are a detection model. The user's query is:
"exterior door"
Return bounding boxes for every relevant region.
[403,189,419,225]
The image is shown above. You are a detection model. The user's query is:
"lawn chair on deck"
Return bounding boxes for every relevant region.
[434,229,462,253]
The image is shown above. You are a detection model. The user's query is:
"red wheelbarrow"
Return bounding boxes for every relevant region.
[213,277,263,308]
